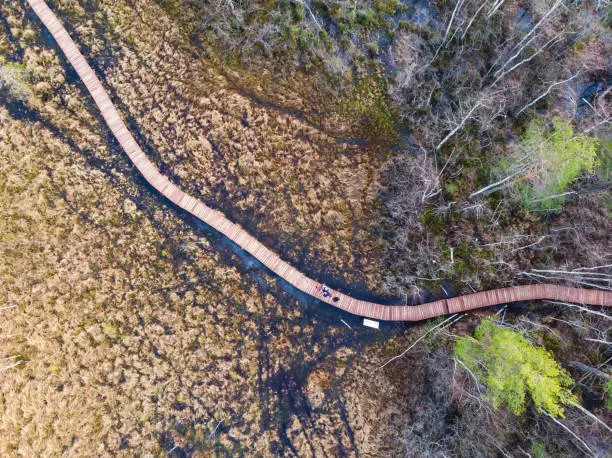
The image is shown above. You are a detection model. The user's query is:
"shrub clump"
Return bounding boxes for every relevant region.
[509,118,599,211]
[454,319,578,417]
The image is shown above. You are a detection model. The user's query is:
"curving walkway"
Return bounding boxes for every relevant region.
[27,0,612,321]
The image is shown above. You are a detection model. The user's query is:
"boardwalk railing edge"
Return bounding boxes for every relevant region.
[26,0,612,321]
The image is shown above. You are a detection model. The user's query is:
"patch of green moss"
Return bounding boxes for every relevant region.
[102,322,118,339]
[157,0,183,16]
[541,332,560,353]
[444,181,459,199]
[340,76,398,144]
[532,442,546,458]
[420,209,444,235]
[366,41,380,56]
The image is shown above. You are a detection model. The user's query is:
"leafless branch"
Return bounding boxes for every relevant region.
[516,71,582,115]
[377,314,461,370]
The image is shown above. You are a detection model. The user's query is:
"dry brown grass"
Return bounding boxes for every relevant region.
[0,0,392,455]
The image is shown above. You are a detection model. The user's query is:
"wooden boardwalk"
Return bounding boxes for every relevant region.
[27,0,612,321]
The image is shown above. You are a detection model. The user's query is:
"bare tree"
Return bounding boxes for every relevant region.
[521,265,612,290]
[516,70,582,116]
[382,153,442,229]
[488,0,564,81]
[437,88,506,150]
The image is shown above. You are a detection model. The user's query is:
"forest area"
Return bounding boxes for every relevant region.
[0,0,610,455]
